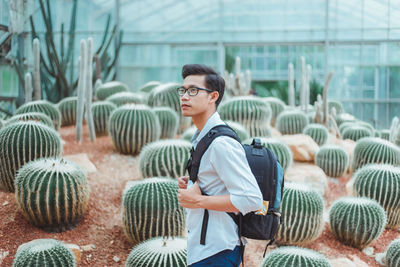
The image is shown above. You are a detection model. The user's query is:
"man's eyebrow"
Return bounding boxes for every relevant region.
[181,84,198,88]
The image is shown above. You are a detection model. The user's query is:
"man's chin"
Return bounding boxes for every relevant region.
[181,110,192,117]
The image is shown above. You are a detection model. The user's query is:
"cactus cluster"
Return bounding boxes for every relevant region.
[315,145,349,177]
[276,110,309,135]
[122,178,185,244]
[262,97,285,126]
[261,246,332,267]
[5,112,54,128]
[342,126,373,141]
[125,237,187,267]
[352,164,400,228]
[91,101,117,136]
[329,197,386,248]
[13,239,76,267]
[105,92,146,107]
[386,239,400,267]
[352,137,400,171]
[302,123,329,146]
[218,96,272,137]
[139,139,192,178]
[0,122,62,192]
[16,100,62,130]
[57,96,78,127]
[328,100,344,114]
[95,81,129,100]
[138,81,162,93]
[108,104,161,154]
[153,107,179,139]
[277,182,324,245]
[379,129,390,140]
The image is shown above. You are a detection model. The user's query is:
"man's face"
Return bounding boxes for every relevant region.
[179,75,218,117]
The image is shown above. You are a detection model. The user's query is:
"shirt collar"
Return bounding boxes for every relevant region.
[190,112,224,147]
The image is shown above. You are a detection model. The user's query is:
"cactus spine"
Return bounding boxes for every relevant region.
[153,107,179,139]
[15,100,61,130]
[386,239,400,267]
[33,38,41,101]
[24,72,33,103]
[288,63,295,107]
[5,112,54,128]
[315,145,349,177]
[92,101,117,136]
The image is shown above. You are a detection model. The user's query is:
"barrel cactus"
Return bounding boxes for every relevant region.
[315,145,349,177]
[352,137,400,171]
[352,164,400,228]
[328,100,344,114]
[153,107,179,139]
[329,197,386,248]
[218,96,272,137]
[126,237,186,267]
[0,122,62,192]
[108,104,161,154]
[277,182,324,245]
[243,137,292,172]
[91,101,117,136]
[182,125,197,142]
[379,129,390,140]
[303,123,329,146]
[276,110,309,135]
[5,112,54,128]
[342,126,373,141]
[16,100,61,130]
[122,178,185,244]
[15,158,90,231]
[386,239,400,267]
[335,113,356,127]
[13,239,76,267]
[138,81,162,93]
[261,246,332,267]
[96,81,129,100]
[57,96,77,126]
[105,91,146,106]
[225,120,251,141]
[0,119,3,129]
[262,97,285,126]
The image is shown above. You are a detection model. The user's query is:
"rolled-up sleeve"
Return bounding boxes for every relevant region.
[209,137,263,215]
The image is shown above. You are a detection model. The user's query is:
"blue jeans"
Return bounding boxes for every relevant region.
[189,245,243,267]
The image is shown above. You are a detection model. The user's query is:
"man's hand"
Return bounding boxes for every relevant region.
[178,181,203,209]
[177,176,189,189]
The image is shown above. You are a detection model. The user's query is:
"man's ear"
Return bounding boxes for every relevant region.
[209,91,219,104]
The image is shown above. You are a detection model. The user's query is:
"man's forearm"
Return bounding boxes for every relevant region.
[198,194,239,213]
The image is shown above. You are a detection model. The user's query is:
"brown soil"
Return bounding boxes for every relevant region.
[0,125,399,266]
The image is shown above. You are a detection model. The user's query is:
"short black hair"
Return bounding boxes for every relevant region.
[182,64,225,107]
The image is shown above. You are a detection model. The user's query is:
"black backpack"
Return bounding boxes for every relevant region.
[186,124,284,258]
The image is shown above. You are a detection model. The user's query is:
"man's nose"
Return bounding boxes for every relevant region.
[180,91,190,100]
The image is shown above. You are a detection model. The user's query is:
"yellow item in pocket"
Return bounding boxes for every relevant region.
[255,200,269,215]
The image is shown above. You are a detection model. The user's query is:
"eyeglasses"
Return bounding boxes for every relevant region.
[177,86,214,97]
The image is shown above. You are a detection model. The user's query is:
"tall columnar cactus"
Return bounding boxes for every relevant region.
[329,197,386,248]
[352,164,400,228]
[96,81,129,100]
[108,104,161,154]
[0,122,62,192]
[328,100,344,114]
[32,38,41,101]
[335,113,356,127]
[13,239,76,267]
[125,237,187,267]
[91,101,117,136]
[342,126,373,141]
[261,246,332,267]
[277,182,324,245]
[148,82,191,133]
[15,158,89,232]
[76,44,86,142]
[122,178,185,244]
[138,81,162,93]
[288,62,295,107]
[85,37,96,142]
[139,140,192,178]
[352,137,400,171]
[57,97,78,127]
[262,97,285,126]
[16,100,62,130]
[244,137,292,172]
[386,239,400,267]
[303,123,329,146]
[106,92,145,107]
[24,72,33,103]
[315,145,349,178]
[5,112,54,128]
[218,96,272,137]
[380,129,390,140]
[300,56,307,111]
[276,110,309,135]
[153,107,179,139]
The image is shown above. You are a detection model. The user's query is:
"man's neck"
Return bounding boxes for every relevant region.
[192,109,216,132]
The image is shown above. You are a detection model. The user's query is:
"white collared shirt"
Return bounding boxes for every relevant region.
[186,112,263,265]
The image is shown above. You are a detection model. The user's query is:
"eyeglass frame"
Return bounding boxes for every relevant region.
[176,86,215,97]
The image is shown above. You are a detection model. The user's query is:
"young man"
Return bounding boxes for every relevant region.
[177,64,263,267]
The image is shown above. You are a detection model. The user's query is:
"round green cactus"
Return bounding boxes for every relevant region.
[122,178,185,244]
[91,101,117,136]
[153,107,179,139]
[342,126,373,141]
[13,239,76,267]
[5,112,54,128]
[277,182,324,245]
[139,139,192,178]
[57,96,77,127]
[379,129,390,140]
[126,237,187,267]
[243,137,292,172]
[16,100,62,130]
[328,100,344,114]
[386,239,400,267]
[15,158,90,232]
[0,119,3,129]
[352,137,400,171]
[262,97,285,126]
[352,164,400,228]
[329,197,386,248]
[276,110,309,135]
[96,81,129,100]
[138,81,162,93]
[108,104,161,154]
[0,122,62,192]
[218,96,272,137]
[335,113,356,127]
[303,123,329,146]
[105,92,146,107]
[182,125,197,142]
[261,246,332,267]
[315,145,349,177]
